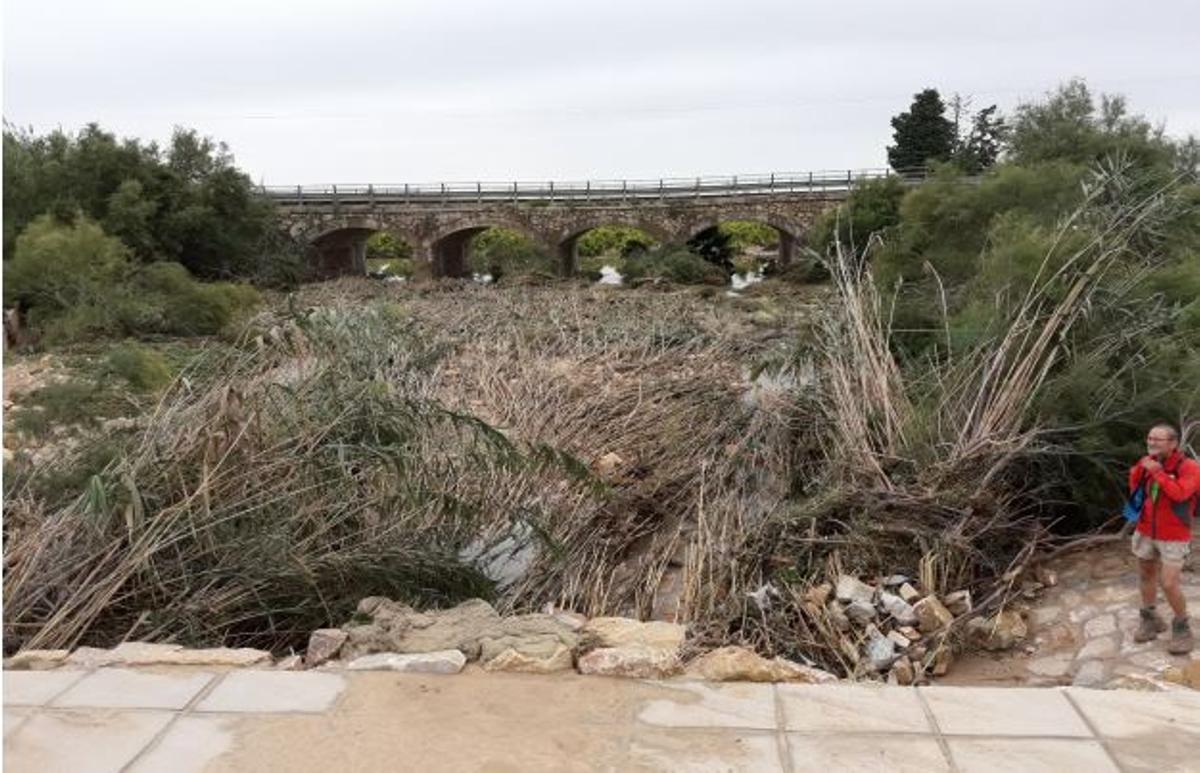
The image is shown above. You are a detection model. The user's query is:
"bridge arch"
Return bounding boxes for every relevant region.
[430,224,547,279]
[554,219,673,276]
[682,217,802,269]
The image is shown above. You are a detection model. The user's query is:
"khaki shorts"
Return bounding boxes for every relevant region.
[1131,531,1191,567]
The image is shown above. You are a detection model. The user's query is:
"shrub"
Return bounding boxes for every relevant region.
[3,216,261,344]
[625,247,727,285]
[104,343,174,392]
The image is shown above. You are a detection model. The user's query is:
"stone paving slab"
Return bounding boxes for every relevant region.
[53,668,215,711]
[5,668,1200,772]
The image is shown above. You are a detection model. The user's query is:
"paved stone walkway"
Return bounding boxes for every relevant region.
[946,540,1200,689]
[5,666,1200,772]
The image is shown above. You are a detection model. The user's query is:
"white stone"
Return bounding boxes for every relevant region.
[1076,637,1117,660]
[3,649,70,671]
[1072,660,1107,687]
[346,650,466,674]
[1031,606,1062,627]
[880,592,918,626]
[1027,653,1073,678]
[835,575,876,605]
[66,642,270,668]
[1083,614,1117,639]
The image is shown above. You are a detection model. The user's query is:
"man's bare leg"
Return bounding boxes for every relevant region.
[1139,558,1159,607]
[1160,563,1188,618]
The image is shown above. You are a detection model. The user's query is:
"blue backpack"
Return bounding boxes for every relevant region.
[1123,484,1145,523]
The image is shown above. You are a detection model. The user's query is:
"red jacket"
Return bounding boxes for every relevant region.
[1129,450,1199,542]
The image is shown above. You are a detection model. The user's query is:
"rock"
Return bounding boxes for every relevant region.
[845,600,877,626]
[576,646,681,678]
[1027,653,1072,678]
[274,655,304,671]
[595,452,624,476]
[1077,636,1118,660]
[685,646,837,684]
[930,648,952,676]
[4,649,70,670]
[553,611,588,631]
[898,583,921,604]
[913,597,954,633]
[1162,661,1200,690]
[1105,674,1174,692]
[879,592,918,626]
[943,590,972,616]
[342,598,502,660]
[304,629,348,668]
[897,626,922,642]
[827,603,851,632]
[886,630,911,650]
[1083,615,1117,639]
[1035,622,1080,651]
[347,650,466,674]
[969,610,1028,651]
[478,614,579,664]
[835,575,876,606]
[866,633,897,672]
[883,574,910,587]
[483,644,574,673]
[890,657,915,686]
[1031,606,1063,628]
[805,583,833,608]
[579,617,685,652]
[67,643,271,668]
[1072,660,1107,687]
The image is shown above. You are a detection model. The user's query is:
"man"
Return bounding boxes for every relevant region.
[1131,421,1198,654]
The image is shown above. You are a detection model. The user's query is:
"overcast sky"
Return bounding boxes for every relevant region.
[4,0,1199,185]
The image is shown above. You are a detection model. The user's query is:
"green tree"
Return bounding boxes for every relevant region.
[954,104,1006,173]
[887,89,957,173]
[2,123,287,283]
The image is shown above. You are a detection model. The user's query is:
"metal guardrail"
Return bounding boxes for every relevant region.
[260,168,926,207]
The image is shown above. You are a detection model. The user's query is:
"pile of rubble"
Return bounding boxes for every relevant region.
[300,597,838,684]
[809,574,1029,685]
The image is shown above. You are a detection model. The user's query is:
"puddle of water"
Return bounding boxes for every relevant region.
[472,273,494,284]
[730,268,764,292]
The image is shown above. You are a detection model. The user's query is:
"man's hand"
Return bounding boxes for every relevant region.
[1141,457,1163,474]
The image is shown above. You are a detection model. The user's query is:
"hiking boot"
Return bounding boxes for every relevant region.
[1134,608,1168,642]
[1167,617,1194,655]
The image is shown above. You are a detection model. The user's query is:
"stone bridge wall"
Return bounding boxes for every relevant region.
[276,194,845,278]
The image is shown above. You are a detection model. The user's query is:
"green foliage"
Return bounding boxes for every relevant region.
[3,216,260,344]
[1006,79,1192,174]
[103,343,174,392]
[469,228,555,277]
[953,104,1007,174]
[576,226,655,258]
[719,221,779,253]
[887,89,957,172]
[625,247,727,285]
[812,177,906,257]
[366,231,412,262]
[2,123,291,282]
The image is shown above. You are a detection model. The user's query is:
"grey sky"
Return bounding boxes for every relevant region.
[4,0,1199,184]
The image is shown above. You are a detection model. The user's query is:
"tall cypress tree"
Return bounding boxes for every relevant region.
[887,89,956,173]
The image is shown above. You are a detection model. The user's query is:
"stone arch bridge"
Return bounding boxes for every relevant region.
[266,170,900,278]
